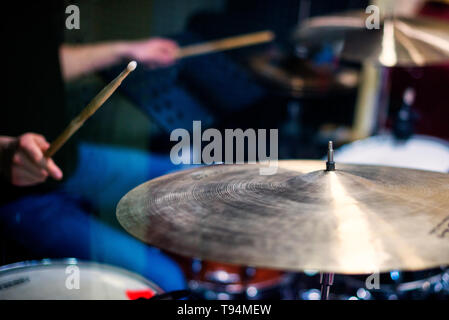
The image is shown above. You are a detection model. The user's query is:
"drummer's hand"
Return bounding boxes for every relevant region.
[10,133,63,186]
[124,38,179,68]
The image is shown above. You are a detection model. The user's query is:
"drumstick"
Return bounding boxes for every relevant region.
[177,30,275,59]
[44,61,137,158]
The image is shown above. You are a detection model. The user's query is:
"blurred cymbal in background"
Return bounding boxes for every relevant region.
[295,11,449,66]
[248,47,359,98]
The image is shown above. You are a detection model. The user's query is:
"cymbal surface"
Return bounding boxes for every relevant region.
[296,11,449,66]
[117,161,449,274]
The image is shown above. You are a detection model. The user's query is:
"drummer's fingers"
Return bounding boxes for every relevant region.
[17,133,47,164]
[13,151,48,179]
[32,134,51,151]
[45,158,63,180]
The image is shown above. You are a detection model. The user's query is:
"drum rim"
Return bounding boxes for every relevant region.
[0,258,164,294]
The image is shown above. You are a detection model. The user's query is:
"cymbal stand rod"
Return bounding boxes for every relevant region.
[320,272,334,300]
[322,141,335,299]
[326,141,335,171]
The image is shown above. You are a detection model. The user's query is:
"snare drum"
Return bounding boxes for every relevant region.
[0,259,162,300]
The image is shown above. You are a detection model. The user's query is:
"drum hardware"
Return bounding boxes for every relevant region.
[325,141,335,171]
[319,142,336,301]
[320,272,335,301]
[394,269,449,297]
[336,267,449,300]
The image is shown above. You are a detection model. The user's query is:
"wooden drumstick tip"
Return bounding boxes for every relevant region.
[127,61,137,71]
[44,61,137,159]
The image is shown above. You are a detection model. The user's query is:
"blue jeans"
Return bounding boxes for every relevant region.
[0,142,188,292]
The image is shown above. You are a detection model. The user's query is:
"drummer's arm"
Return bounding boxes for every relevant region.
[59,38,179,81]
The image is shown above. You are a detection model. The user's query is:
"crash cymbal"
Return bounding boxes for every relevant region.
[295,11,449,66]
[117,160,449,274]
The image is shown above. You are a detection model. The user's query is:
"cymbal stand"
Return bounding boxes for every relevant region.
[320,272,335,300]
[320,141,335,300]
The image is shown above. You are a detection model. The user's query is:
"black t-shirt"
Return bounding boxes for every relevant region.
[1,1,76,202]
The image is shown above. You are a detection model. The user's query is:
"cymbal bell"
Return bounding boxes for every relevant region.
[117,160,449,274]
[295,11,449,67]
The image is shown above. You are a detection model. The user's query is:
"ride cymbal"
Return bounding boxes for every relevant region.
[117,160,449,274]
